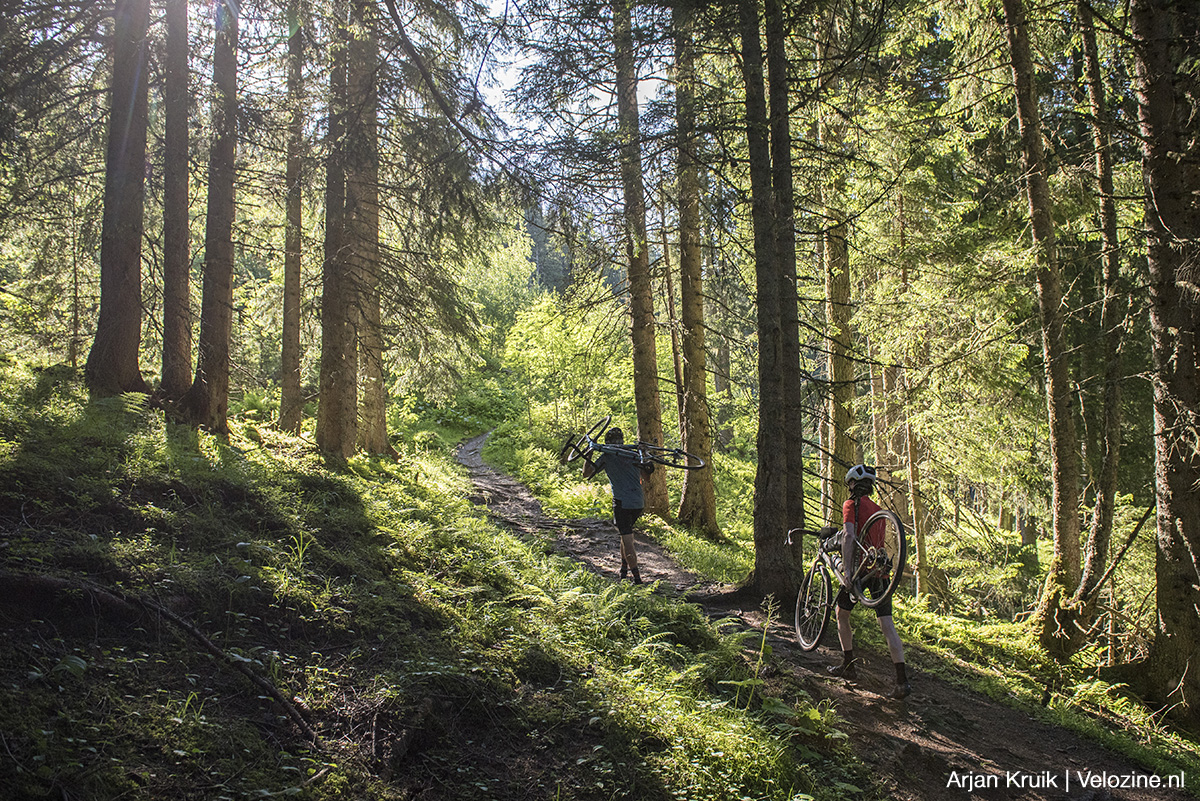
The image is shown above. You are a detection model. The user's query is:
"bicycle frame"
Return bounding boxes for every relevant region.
[560,416,705,470]
[791,512,908,651]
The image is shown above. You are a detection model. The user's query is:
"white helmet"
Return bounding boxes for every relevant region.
[845,464,877,487]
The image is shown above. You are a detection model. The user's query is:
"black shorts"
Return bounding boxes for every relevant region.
[836,575,893,618]
[613,500,643,537]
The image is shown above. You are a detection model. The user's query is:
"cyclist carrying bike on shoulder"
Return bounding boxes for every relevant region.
[581,426,654,584]
[825,464,912,699]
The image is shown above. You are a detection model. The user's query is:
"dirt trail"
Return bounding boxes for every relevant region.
[457,434,1194,801]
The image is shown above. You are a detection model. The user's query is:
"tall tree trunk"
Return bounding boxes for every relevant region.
[1123,0,1200,726]
[825,221,854,513]
[612,0,669,515]
[278,0,305,435]
[70,204,81,367]
[160,0,191,399]
[316,0,357,459]
[895,199,930,598]
[816,15,855,517]
[824,210,854,513]
[868,336,887,470]
[1002,0,1082,656]
[674,1,718,535]
[179,0,238,433]
[1070,0,1125,627]
[741,0,794,600]
[348,0,388,455]
[904,400,928,599]
[714,336,733,451]
[765,0,805,532]
[661,227,686,438]
[85,0,151,397]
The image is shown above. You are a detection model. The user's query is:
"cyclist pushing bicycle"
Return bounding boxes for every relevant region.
[826,464,911,699]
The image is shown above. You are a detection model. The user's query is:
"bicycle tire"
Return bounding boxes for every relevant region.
[641,444,706,470]
[558,436,585,464]
[794,562,832,651]
[852,510,908,609]
[559,415,612,463]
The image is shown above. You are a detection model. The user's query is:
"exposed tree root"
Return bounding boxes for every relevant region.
[0,570,321,746]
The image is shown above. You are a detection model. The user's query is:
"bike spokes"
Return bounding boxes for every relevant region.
[853,510,907,609]
[794,563,831,651]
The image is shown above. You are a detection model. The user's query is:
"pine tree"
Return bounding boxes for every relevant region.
[673,0,718,535]
[612,0,669,515]
[741,0,795,600]
[179,0,239,433]
[85,0,151,397]
[316,0,358,459]
[1125,0,1200,726]
[160,0,191,400]
[278,0,306,435]
[1001,0,1083,656]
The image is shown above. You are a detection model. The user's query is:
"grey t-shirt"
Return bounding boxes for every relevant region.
[594,451,645,509]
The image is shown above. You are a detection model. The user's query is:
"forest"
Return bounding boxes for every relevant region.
[0,0,1198,796]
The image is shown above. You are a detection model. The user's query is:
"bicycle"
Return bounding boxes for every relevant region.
[789,510,908,651]
[558,415,706,470]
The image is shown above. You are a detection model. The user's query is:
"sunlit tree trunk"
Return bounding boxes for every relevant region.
[905,399,928,598]
[713,336,733,452]
[660,228,686,437]
[85,0,150,397]
[613,0,669,515]
[1125,0,1200,726]
[316,0,357,459]
[817,13,855,517]
[896,199,930,598]
[1070,0,1125,632]
[741,0,794,600]
[868,336,887,469]
[70,205,81,368]
[1002,0,1082,656]
[824,214,854,513]
[160,0,191,400]
[674,1,718,534]
[179,0,238,433]
[278,0,305,435]
[349,0,388,455]
[1077,0,1124,565]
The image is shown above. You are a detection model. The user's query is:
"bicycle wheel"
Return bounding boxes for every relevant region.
[559,415,612,463]
[794,562,832,651]
[639,443,706,470]
[852,510,908,610]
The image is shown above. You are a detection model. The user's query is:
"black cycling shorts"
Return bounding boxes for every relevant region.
[613,500,643,538]
[836,575,893,618]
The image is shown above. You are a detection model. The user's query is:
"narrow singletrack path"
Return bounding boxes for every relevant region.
[456,433,1194,801]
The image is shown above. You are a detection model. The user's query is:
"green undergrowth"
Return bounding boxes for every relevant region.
[484,420,755,584]
[0,362,870,801]
[483,409,1200,790]
[894,601,1200,782]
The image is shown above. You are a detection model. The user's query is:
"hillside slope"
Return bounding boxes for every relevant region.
[458,433,1197,801]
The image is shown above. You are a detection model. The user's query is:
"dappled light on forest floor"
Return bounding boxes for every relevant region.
[460,431,1198,801]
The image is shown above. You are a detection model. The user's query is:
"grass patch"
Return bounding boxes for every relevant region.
[482,401,1200,789]
[0,363,868,801]
[896,599,1200,781]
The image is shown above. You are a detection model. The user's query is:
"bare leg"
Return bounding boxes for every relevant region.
[836,605,853,651]
[879,615,905,663]
[620,533,641,582]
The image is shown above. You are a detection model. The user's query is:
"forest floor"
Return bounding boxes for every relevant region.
[457,433,1196,801]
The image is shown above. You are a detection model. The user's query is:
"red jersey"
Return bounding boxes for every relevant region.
[842,495,885,550]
